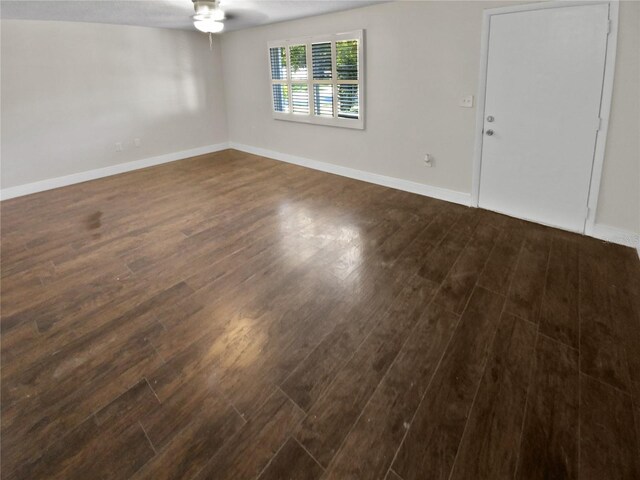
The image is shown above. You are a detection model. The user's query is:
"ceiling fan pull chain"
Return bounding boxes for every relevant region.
[209,32,213,51]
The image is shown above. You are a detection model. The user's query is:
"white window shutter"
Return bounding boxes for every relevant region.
[268,30,363,129]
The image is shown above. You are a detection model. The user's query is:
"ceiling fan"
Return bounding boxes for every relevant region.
[192,0,226,34]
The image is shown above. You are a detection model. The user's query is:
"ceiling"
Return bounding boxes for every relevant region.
[0,0,386,32]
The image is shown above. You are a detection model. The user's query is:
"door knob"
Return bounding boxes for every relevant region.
[486,129,495,136]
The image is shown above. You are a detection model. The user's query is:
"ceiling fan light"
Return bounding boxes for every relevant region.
[194,19,224,33]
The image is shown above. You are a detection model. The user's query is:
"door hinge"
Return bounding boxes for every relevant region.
[606,19,612,34]
[597,117,604,132]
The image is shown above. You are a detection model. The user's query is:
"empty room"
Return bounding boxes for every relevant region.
[1,0,639,478]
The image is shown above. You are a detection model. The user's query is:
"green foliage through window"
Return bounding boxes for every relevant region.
[336,40,358,80]
[289,45,307,73]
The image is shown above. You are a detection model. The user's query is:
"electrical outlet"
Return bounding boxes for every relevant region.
[424,154,433,167]
[134,138,141,148]
[459,95,474,108]
[115,142,123,152]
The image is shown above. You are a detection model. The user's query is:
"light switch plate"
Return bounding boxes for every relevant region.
[459,95,474,108]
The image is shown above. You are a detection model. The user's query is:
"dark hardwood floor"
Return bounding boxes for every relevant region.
[1,149,639,479]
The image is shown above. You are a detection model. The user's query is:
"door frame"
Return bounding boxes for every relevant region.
[470,0,619,235]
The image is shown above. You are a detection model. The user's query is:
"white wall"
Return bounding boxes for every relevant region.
[597,0,640,235]
[1,20,228,189]
[221,0,640,235]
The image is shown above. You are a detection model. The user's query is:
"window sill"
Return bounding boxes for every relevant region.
[272,112,364,130]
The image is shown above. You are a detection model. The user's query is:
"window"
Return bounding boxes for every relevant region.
[268,30,364,129]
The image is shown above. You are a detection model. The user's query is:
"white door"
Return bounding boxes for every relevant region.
[478,4,610,233]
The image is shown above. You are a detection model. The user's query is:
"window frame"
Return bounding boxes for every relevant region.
[267,30,364,130]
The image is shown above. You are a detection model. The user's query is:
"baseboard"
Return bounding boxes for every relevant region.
[229,142,471,207]
[0,143,230,201]
[591,223,640,253]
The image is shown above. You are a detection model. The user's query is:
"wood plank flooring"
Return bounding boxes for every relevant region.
[1,149,639,479]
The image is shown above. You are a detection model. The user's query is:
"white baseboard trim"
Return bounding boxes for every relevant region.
[591,223,640,252]
[229,142,471,207]
[0,143,230,201]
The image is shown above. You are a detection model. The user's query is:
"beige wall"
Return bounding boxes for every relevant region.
[1,20,228,188]
[597,0,640,233]
[221,0,639,234]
